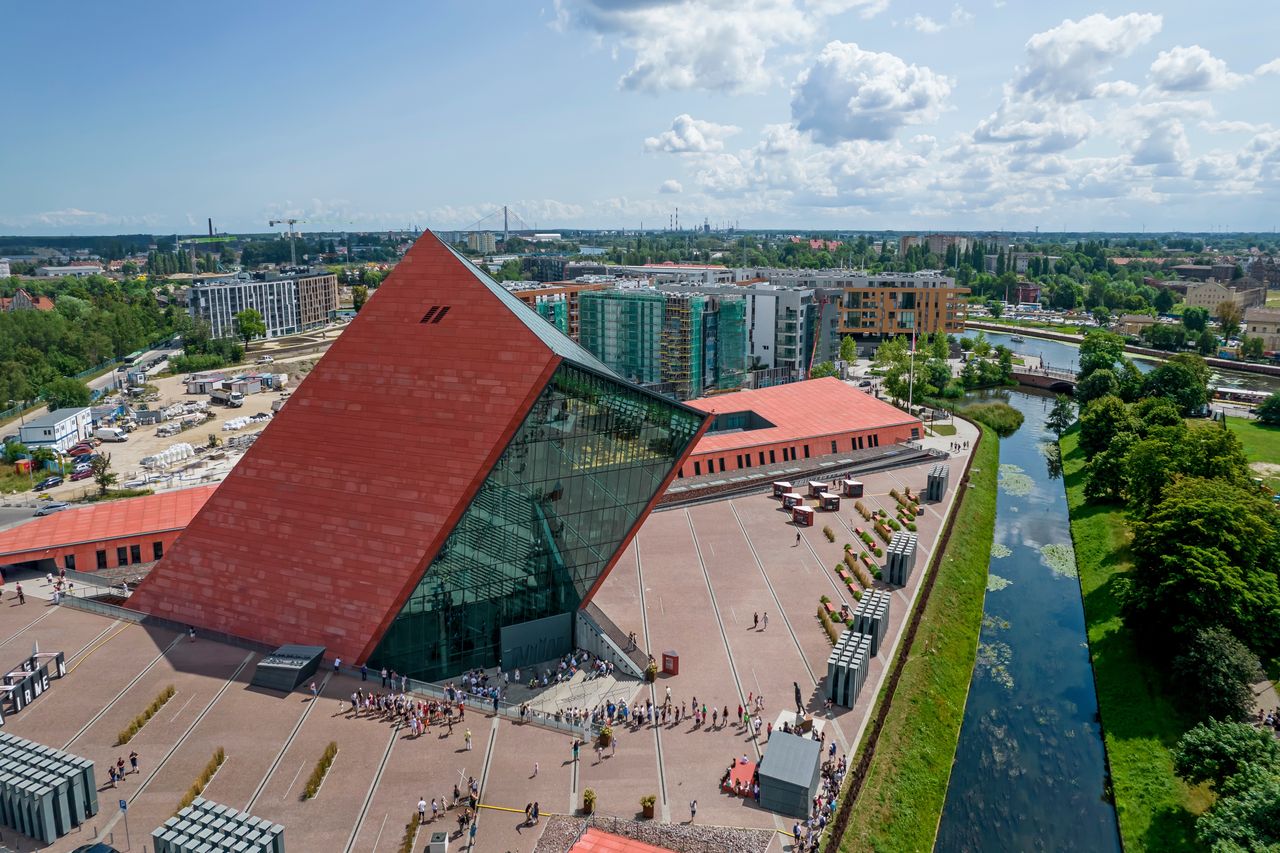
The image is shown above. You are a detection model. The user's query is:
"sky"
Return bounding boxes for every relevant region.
[4,0,1280,235]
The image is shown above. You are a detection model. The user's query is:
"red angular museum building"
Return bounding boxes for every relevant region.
[129,232,709,681]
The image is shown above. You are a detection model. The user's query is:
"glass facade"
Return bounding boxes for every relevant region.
[370,361,704,682]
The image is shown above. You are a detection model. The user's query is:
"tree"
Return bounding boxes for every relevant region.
[971,331,991,358]
[234,309,266,348]
[1078,330,1127,378]
[809,361,838,379]
[1091,305,1111,327]
[1174,719,1280,792]
[1078,395,1135,458]
[1172,627,1266,723]
[987,300,1004,318]
[42,377,90,411]
[1141,360,1210,415]
[873,336,911,402]
[1153,288,1175,314]
[1129,478,1280,653]
[1217,299,1245,340]
[839,335,858,362]
[89,453,117,497]
[1075,368,1119,407]
[1257,392,1280,425]
[1182,305,1210,332]
[1046,395,1075,436]
[1195,772,1280,851]
[1242,335,1265,360]
[352,285,369,313]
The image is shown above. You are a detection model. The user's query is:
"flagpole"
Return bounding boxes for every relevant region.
[907,327,916,414]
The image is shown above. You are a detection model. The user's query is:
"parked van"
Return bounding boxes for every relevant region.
[94,427,128,443]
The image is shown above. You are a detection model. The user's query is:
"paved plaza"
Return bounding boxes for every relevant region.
[0,426,975,853]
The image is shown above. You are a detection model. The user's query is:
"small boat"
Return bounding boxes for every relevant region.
[1010,334,1025,343]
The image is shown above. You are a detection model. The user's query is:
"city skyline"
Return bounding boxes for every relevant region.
[5,0,1280,235]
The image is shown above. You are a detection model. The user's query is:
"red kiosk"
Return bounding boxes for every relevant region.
[772,481,793,498]
[781,492,805,509]
[818,492,841,511]
[792,505,815,527]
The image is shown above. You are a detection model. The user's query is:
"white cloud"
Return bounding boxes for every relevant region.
[658,179,683,193]
[555,0,816,93]
[1129,117,1191,175]
[1256,58,1280,76]
[806,0,890,19]
[644,114,741,153]
[1091,80,1139,98]
[0,208,162,229]
[1201,120,1270,134]
[791,41,952,143]
[1149,45,1246,92]
[900,5,970,34]
[973,103,1094,153]
[1012,13,1163,102]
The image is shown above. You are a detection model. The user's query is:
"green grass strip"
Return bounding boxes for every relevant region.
[116,684,175,746]
[1060,428,1206,852]
[175,746,225,816]
[832,423,997,852]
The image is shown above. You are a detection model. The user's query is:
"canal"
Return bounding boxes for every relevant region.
[978,329,1280,395]
[934,388,1122,853]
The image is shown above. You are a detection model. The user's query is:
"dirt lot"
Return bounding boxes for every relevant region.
[28,353,326,503]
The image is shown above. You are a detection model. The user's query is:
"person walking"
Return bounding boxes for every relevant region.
[524,803,532,826]
[381,667,389,688]
[533,761,539,777]
[333,657,341,675]
[795,531,801,546]
[129,751,139,774]
[533,801,540,825]
[432,798,439,822]
[762,611,769,630]
[188,626,196,642]
[753,612,759,629]
[572,740,580,763]
[610,734,617,757]
[468,818,477,848]
[418,797,427,825]
[309,681,318,701]
[15,584,23,605]
[464,729,472,750]
[689,799,697,823]
[360,663,368,682]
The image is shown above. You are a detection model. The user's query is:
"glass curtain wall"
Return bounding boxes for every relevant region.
[371,361,704,682]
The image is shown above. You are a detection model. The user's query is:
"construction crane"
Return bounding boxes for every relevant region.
[808,293,830,379]
[268,218,306,266]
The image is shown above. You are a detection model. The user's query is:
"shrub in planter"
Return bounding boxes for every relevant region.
[906,522,917,532]
[843,543,853,553]
[874,568,883,580]
[873,546,883,558]
[853,589,863,601]
[645,661,658,682]
[819,594,831,604]
[640,794,657,819]
[822,525,835,542]
[583,788,597,814]
[887,518,901,531]
[599,725,613,747]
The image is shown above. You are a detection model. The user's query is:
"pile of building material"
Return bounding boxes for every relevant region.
[885,531,918,586]
[152,797,283,853]
[142,443,195,469]
[825,630,872,708]
[0,732,97,844]
[850,589,891,656]
[925,463,950,502]
[222,416,251,431]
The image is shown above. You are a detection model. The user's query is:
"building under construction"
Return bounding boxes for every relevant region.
[578,289,747,400]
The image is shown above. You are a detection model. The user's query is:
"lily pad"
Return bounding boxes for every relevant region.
[987,574,1012,592]
[991,543,1012,559]
[998,464,1035,497]
[1040,543,1078,578]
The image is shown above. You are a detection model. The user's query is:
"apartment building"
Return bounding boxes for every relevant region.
[189,270,339,339]
[1244,307,1280,352]
[503,280,610,340]
[839,273,968,339]
[466,232,497,254]
[1183,280,1266,313]
[577,288,748,400]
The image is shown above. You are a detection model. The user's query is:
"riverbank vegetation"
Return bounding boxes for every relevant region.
[833,424,997,852]
[1061,331,1279,851]
[873,331,1014,402]
[957,401,1024,437]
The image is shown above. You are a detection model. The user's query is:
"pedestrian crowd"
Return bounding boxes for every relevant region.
[1257,707,1280,737]
[416,777,480,842]
[790,740,847,852]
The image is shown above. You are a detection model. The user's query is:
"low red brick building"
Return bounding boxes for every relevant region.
[0,486,216,575]
[676,377,921,479]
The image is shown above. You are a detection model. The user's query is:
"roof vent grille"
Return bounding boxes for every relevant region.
[420,305,451,324]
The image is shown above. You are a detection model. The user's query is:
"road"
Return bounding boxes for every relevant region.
[86,344,182,396]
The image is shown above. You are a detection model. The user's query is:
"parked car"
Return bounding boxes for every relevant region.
[71,468,93,481]
[67,445,94,457]
[34,502,70,517]
[34,475,63,490]
[256,355,274,364]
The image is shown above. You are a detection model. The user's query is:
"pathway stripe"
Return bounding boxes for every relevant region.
[633,540,671,823]
[0,607,58,652]
[63,633,185,749]
[245,671,331,812]
[65,619,125,668]
[342,721,401,853]
[683,509,759,760]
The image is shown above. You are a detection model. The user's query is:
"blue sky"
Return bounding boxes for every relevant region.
[4,0,1279,234]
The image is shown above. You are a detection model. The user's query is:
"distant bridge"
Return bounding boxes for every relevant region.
[1011,365,1077,393]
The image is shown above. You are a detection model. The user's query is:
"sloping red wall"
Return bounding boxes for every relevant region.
[128,232,562,663]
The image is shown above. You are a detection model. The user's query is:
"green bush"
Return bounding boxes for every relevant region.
[302,741,338,800]
[823,525,836,542]
[887,518,902,531]
[959,401,1024,437]
[117,685,176,745]
[817,605,843,644]
[175,747,224,815]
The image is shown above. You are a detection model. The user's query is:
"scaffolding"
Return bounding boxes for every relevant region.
[716,296,747,390]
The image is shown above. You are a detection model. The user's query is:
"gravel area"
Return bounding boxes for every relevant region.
[535,814,775,853]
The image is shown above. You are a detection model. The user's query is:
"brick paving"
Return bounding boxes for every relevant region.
[0,440,974,852]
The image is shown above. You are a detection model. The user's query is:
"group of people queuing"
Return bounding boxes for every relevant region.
[1257,707,1280,736]
[345,686,467,738]
[790,741,847,853]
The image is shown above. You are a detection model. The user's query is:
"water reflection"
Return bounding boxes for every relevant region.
[934,390,1121,853]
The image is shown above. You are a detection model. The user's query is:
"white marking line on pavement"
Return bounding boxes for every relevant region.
[342,720,400,853]
[246,671,332,812]
[0,607,57,651]
[63,632,185,749]
[283,759,307,803]
[167,692,197,724]
[371,811,390,852]
[633,539,670,822]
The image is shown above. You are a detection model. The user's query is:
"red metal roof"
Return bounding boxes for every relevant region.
[685,377,918,454]
[0,486,216,561]
[127,232,581,665]
[570,829,674,853]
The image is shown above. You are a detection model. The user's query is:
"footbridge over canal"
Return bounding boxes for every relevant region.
[1011,365,1077,393]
